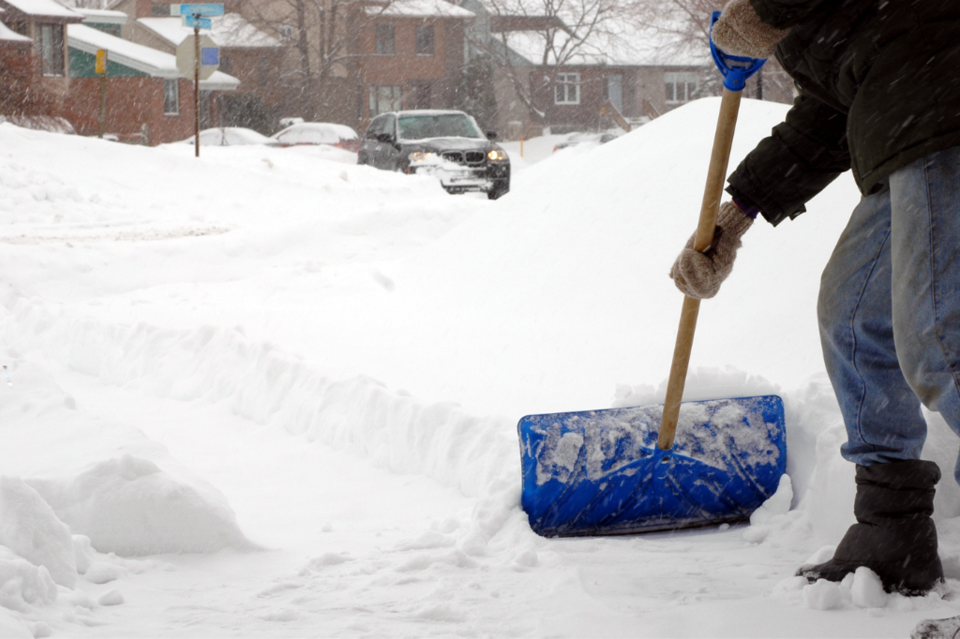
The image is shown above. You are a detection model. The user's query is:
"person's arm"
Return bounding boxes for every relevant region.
[749,0,830,29]
[726,91,851,226]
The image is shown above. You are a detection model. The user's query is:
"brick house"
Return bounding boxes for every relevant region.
[351,0,473,127]
[0,0,84,102]
[109,0,288,131]
[210,0,477,132]
[62,21,239,143]
[460,0,794,138]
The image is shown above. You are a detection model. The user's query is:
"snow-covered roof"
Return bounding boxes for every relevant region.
[1,0,82,19]
[500,25,709,67]
[365,0,474,18]
[67,23,240,90]
[137,14,281,48]
[76,8,127,24]
[0,20,31,42]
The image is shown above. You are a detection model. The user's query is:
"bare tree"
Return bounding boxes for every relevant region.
[244,0,394,119]
[467,0,648,125]
[635,0,794,103]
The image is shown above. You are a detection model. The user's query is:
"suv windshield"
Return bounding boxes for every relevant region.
[397,114,483,140]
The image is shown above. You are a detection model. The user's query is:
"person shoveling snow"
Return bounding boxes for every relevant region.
[671,0,960,597]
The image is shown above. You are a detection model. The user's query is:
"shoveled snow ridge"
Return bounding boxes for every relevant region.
[6,299,519,504]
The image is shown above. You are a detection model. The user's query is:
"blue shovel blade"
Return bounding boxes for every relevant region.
[518,395,786,537]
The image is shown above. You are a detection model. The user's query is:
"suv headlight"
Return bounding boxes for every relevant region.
[487,149,507,161]
[409,151,438,163]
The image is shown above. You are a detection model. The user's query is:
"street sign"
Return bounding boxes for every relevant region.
[95,49,107,74]
[176,34,219,80]
[182,14,212,29]
[169,3,224,16]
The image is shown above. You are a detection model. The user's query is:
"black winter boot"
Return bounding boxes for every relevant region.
[797,459,944,596]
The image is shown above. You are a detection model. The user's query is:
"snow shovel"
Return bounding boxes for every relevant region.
[518,17,787,537]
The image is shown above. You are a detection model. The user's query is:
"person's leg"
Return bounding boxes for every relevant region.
[817,185,929,463]
[890,145,960,482]
[800,164,948,595]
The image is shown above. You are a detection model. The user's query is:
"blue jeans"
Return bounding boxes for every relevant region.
[819,145,960,481]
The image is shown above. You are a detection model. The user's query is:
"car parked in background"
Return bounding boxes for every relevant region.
[271,122,360,152]
[552,130,623,152]
[181,127,279,147]
[358,110,510,200]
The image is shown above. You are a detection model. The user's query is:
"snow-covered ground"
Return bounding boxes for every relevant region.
[3,98,960,638]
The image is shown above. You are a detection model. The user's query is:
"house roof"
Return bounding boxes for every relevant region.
[0,19,32,42]
[67,23,240,90]
[76,8,127,24]
[364,0,474,18]
[137,14,282,48]
[0,0,82,19]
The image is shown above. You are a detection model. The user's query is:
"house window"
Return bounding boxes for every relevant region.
[151,2,170,16]
[415,24,434,56]
[375,24,395,55]
[37,24,64,76]
[665,72,699,104]
[163,79,179,115]
[368,85,401,117]
[555,72,580,105]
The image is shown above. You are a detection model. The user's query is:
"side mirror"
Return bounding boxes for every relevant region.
[376,132,395,144]
[486,131,498,140]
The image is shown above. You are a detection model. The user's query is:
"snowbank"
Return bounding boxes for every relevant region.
[28,455,253,556]
[6,300,517,503]
[0,546,58,611]
[0,478,76,588]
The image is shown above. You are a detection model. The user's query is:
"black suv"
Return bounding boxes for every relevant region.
[358,109,510,200]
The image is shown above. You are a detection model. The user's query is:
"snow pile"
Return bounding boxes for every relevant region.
[28,455,253,556]
[778,565,946,613]
[6,301,516,502]
[742,474,795,544]
[0,546,58,612]
[614,366,781,407]
[0,477,76,588]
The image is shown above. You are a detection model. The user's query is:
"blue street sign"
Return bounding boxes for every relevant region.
[200,47,219,65]
[170,3,224,17]
[182,14,212,29]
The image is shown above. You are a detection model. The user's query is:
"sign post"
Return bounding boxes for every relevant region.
[96,49,107,139]
[194,23,199,157]
[171,3,222,157]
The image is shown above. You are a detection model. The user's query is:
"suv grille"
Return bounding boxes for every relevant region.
[441,151,486,166]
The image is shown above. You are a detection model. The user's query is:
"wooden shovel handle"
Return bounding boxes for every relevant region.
[657,89,744,451]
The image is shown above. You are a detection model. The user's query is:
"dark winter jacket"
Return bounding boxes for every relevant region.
[726,0,960,226]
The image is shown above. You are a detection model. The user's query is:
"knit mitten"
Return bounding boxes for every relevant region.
[669,202,754,299]
[712,0,790,59]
